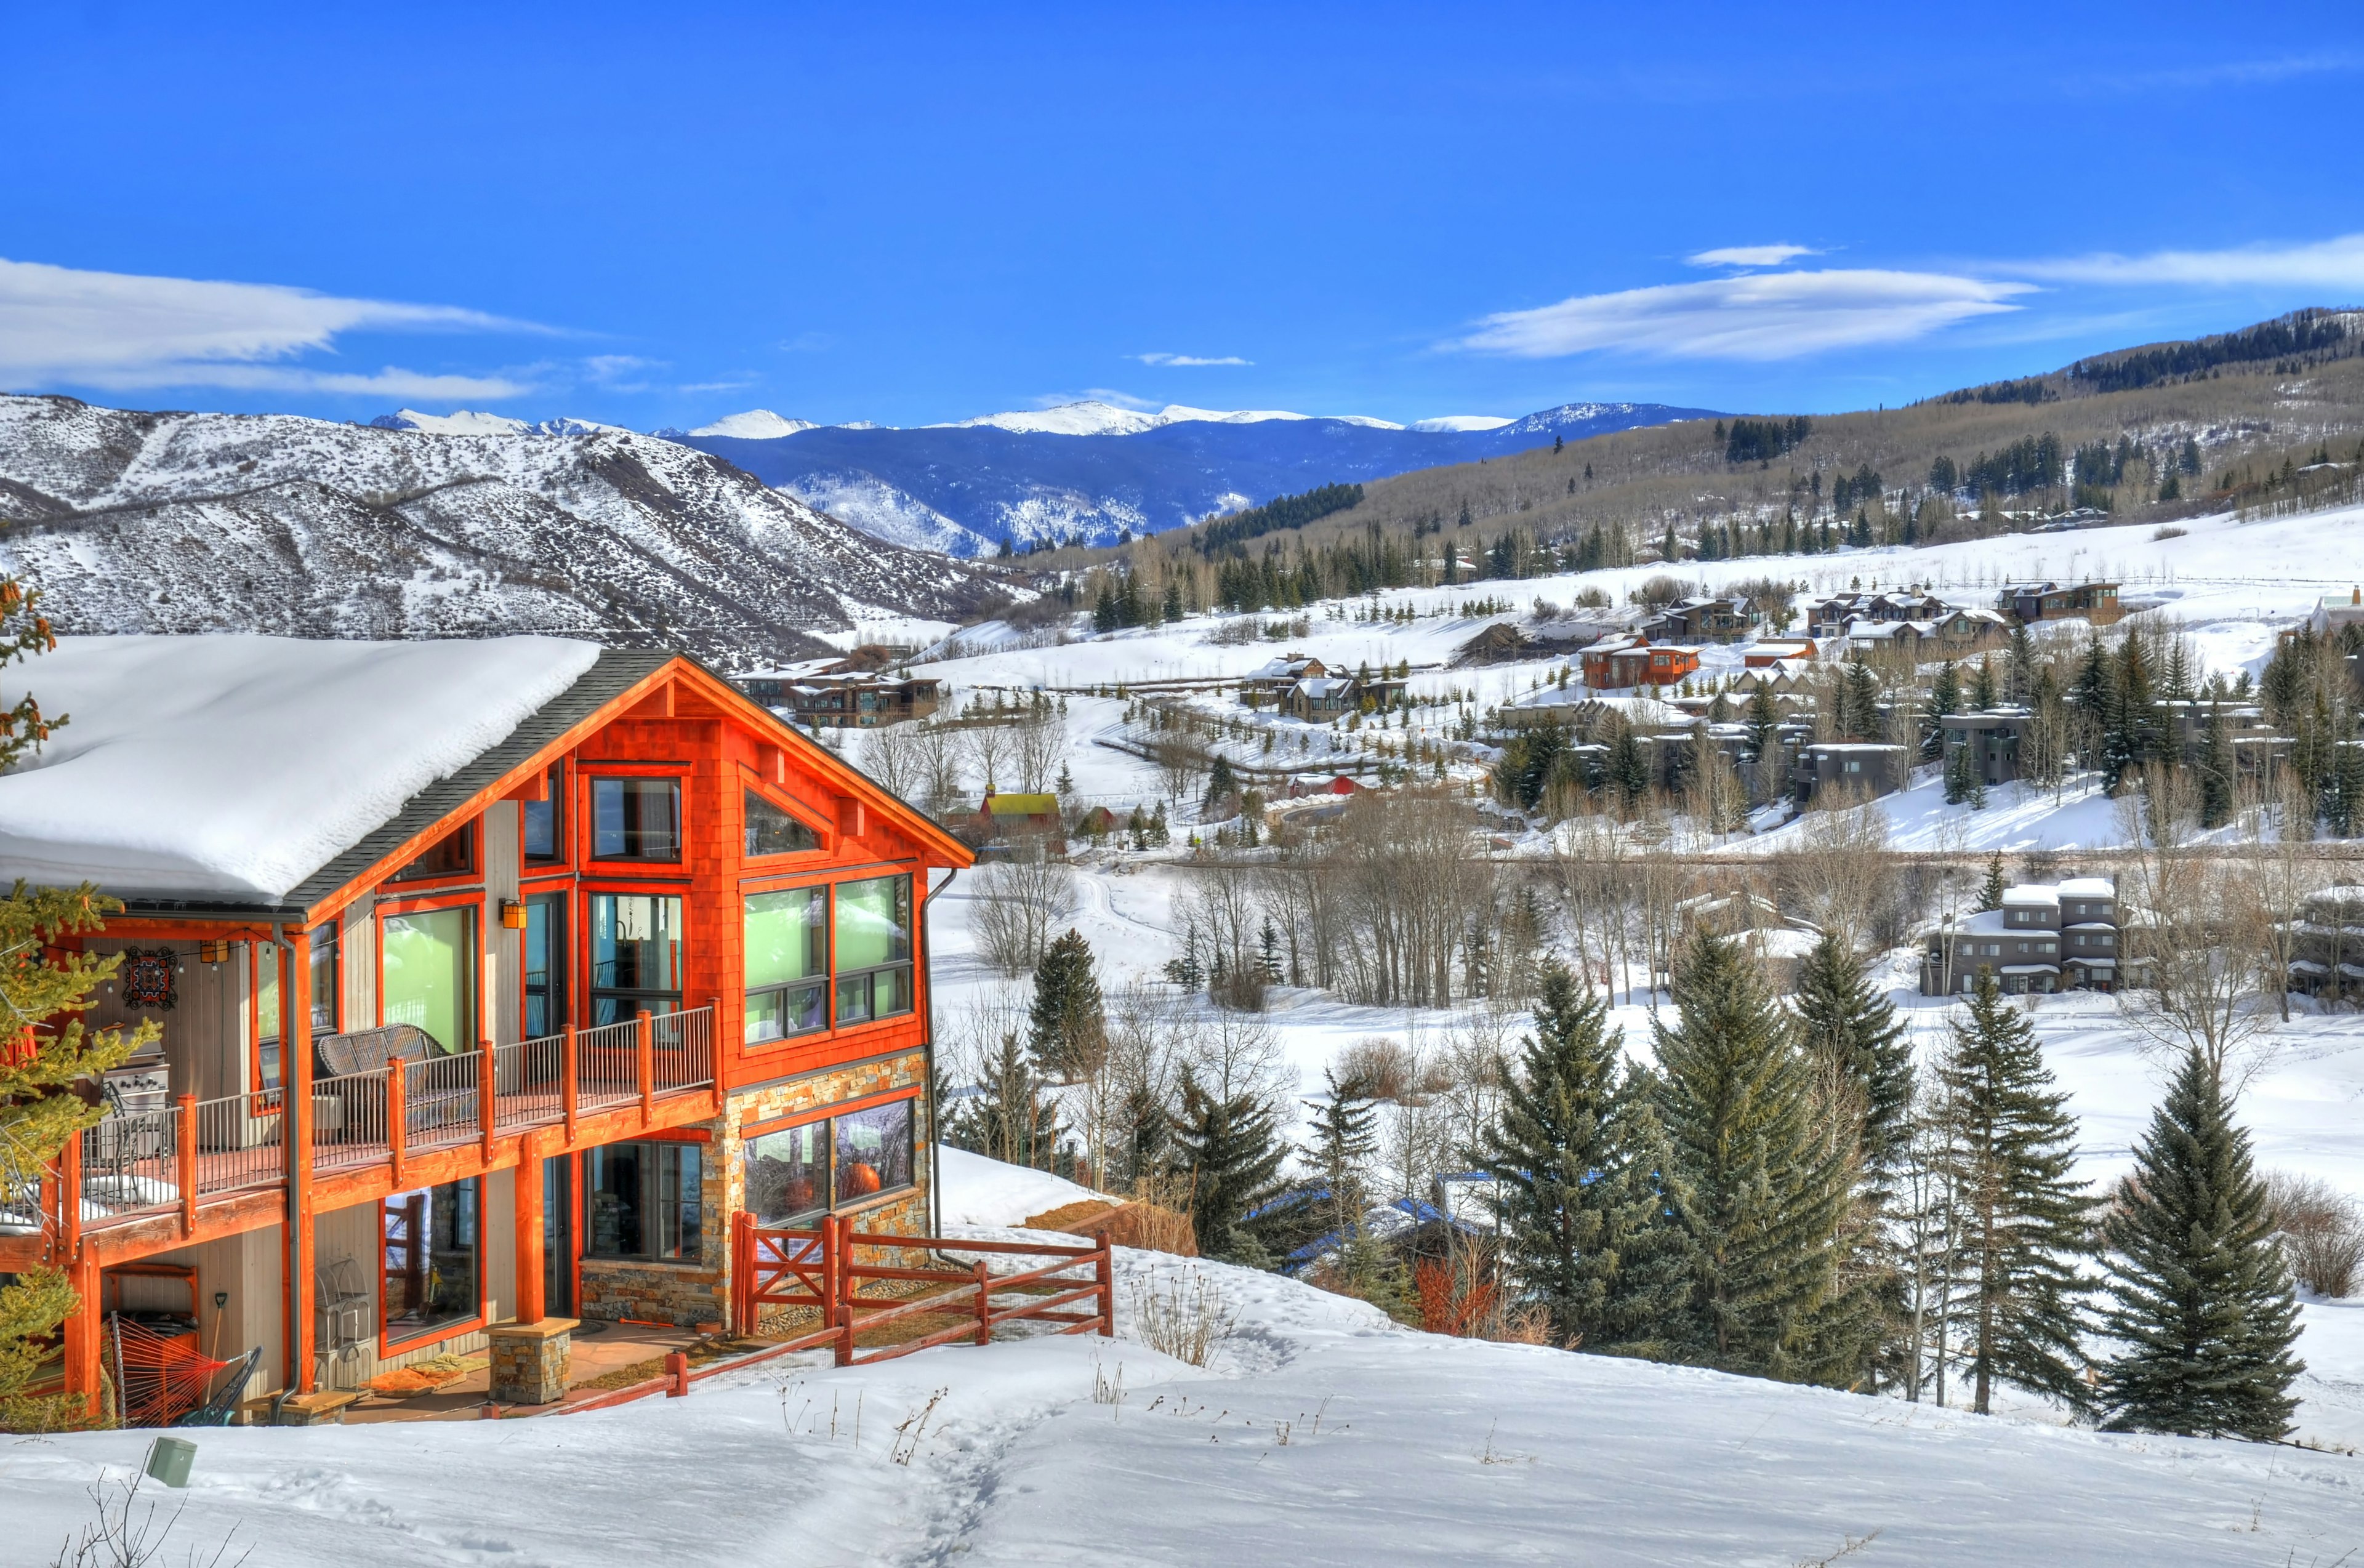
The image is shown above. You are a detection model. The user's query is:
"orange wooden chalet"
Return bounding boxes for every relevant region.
[0,634,970,1418]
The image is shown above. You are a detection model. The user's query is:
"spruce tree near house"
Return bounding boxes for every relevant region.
[1474,961,1689,1354]
[1170,1066,1288,1265]
[1,571,155,1433]
[1976,851,2008,912]
[1793,930,1914,1189]
[2099,1046,2302,1439]
[1027,928,1106,1082]
[1654,930,1861,1383]
[1939,970,2099,1415]
[1923,661,1962,762]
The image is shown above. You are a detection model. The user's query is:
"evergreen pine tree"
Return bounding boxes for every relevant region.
[1654,930,1860,1383]
[1610,722,1651,811]
[1028,928,1106,1081]
[1923,661,1963,762]
[2005,622,2035,706]
[1939,971,2099,1413]
[2198,702,2235,829]
[2098,1046,2302,1438]
[1474,962,1690,1353]
[1841,661,1881,741]
[954,1029,1065,1170]
[1171,1067,1289,1264]
[1793,931,1914,1186]
[1746,683,1782,758]
[1971,655,1998,712]
[1944,740,1974,805]
[1203,752,1238,810]
[1976,851,2008,912]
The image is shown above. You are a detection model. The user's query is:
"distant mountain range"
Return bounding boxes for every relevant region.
[2,395,1007,668]
[672,400,1717,555]
[368,397,1716,556]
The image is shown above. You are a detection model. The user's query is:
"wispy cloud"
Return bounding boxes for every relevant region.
[1024,387,1161,411]
[0,256,543,395]
[776,331,835,354]
[1132,352,1252,367]
[1455,269,2032,361]
[2090,52,2362,92]
[2013,232,2364,291]
[1687,244,1819,268]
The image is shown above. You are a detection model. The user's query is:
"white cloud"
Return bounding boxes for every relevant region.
[1133,352,1253,367]
[1455,268,2033,361]
[0,256,539,394]
[1687,244,1819,268]
[2014,233,2364,291]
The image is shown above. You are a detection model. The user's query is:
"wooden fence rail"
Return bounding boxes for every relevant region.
[730,1212,1113,1367]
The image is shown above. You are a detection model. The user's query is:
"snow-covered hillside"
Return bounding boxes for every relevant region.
[0,393,1008,667]
[11,1152,2362,1565]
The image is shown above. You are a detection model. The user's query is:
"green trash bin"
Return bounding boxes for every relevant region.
[144,1436,196,1489]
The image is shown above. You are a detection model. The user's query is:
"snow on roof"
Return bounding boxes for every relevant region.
[0,635,601,901]
[2057,877,2115,898]
[2003,885,2060,906]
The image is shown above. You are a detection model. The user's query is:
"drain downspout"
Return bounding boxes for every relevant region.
[922,866,959,1241]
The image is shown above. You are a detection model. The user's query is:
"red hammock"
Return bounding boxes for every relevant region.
[108,1314,228,1428]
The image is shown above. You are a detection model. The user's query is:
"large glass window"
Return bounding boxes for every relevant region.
[745,789,820,858]
[834,1101,915,1200]
[744,1121,830,1225]
[523,766,565,862]
[382,1177,480,1345]
[744,1099,915,1223]
[392,825,474,882]
[744,887,826,1043]
[592,778,681,861]
[834,875,912,1025]
[310,924,339,1039]
[590,893,683,1025]
[585,1141,704,1261]
[523,894,566,1038]
[382,906,472,1053]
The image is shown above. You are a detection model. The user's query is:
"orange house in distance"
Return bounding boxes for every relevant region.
[0,635,971,1419]
[1580,635,1703,691]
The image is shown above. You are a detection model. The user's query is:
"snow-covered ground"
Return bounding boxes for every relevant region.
[12,1146,2364,1566]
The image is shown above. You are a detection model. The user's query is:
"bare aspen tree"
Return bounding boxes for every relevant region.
[1013,712,1064,795]
[968,845,1074,976]
[965,720,1016,795]
[858,720,926,803]
[915,720,968,813]
[1686,730,1749,839]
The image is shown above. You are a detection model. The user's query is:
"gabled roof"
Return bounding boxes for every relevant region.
[0,634,971,919]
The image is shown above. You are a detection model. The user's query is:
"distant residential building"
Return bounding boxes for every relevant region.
[1941,709,2033,786]
[1920,877,2120,995]
[1641,595,1758,644]
[1580,635,1702,690]
[1287,774,1362,798]
[2285,883,2364,1001]
[1998,580,2123,627]
[2157,699,2292,781]
[2310,588,2364,640]
[1791,742,1908,805]
[1745,637,1819,667]
[1242,654,1329,705]
[734,660,943,728]
[1805,590,1948,640]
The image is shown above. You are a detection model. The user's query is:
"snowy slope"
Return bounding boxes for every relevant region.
[688,409,818,440]
[9,1234,2362,1565]
[0,393,1008,667]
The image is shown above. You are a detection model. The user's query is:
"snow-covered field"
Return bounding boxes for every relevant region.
[12,1146,2364,1566]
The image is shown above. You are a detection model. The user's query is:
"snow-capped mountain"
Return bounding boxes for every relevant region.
[684,399,1716,555]
[686,409,818,440]
[369,408,634,438]
[0,395,1007,667]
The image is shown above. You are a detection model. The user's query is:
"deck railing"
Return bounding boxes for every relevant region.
[52,1007,716,1235]
[316,1005,713,1176]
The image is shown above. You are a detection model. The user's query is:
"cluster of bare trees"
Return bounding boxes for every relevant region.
[856,693,1067,813]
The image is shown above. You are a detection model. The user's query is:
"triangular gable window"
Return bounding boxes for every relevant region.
[746,788,821,857]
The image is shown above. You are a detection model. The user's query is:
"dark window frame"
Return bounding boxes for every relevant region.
[584,1139,706,1264]
[587,888,685,1026]
[589,775,685,863]
[522,764,566,864]
[741,1094,918,1225]
[743,882,828,1047]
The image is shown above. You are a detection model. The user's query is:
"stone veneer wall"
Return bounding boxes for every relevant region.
[576,1047,932,1327]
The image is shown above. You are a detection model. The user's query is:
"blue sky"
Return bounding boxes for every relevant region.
[6,4,2363,429]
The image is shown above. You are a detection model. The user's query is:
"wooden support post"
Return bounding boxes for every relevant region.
[831,1215,854,1369]
[707,995,724,1115]
[973,1260,992,1346]
[515,1135,546,1325]
[1095,1240,1114,1337]
[478,1040,496,1161]
[730,1210,754,1333]
[561,1024,579,1144]
[387,1055,408,1190]
[176,1093,198,1237]
[664,1350,690,1397]
[285,927,316,1394]
[636,1008,654,1128]
[57,1122,81,1266]
[63,1248,102,1422]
